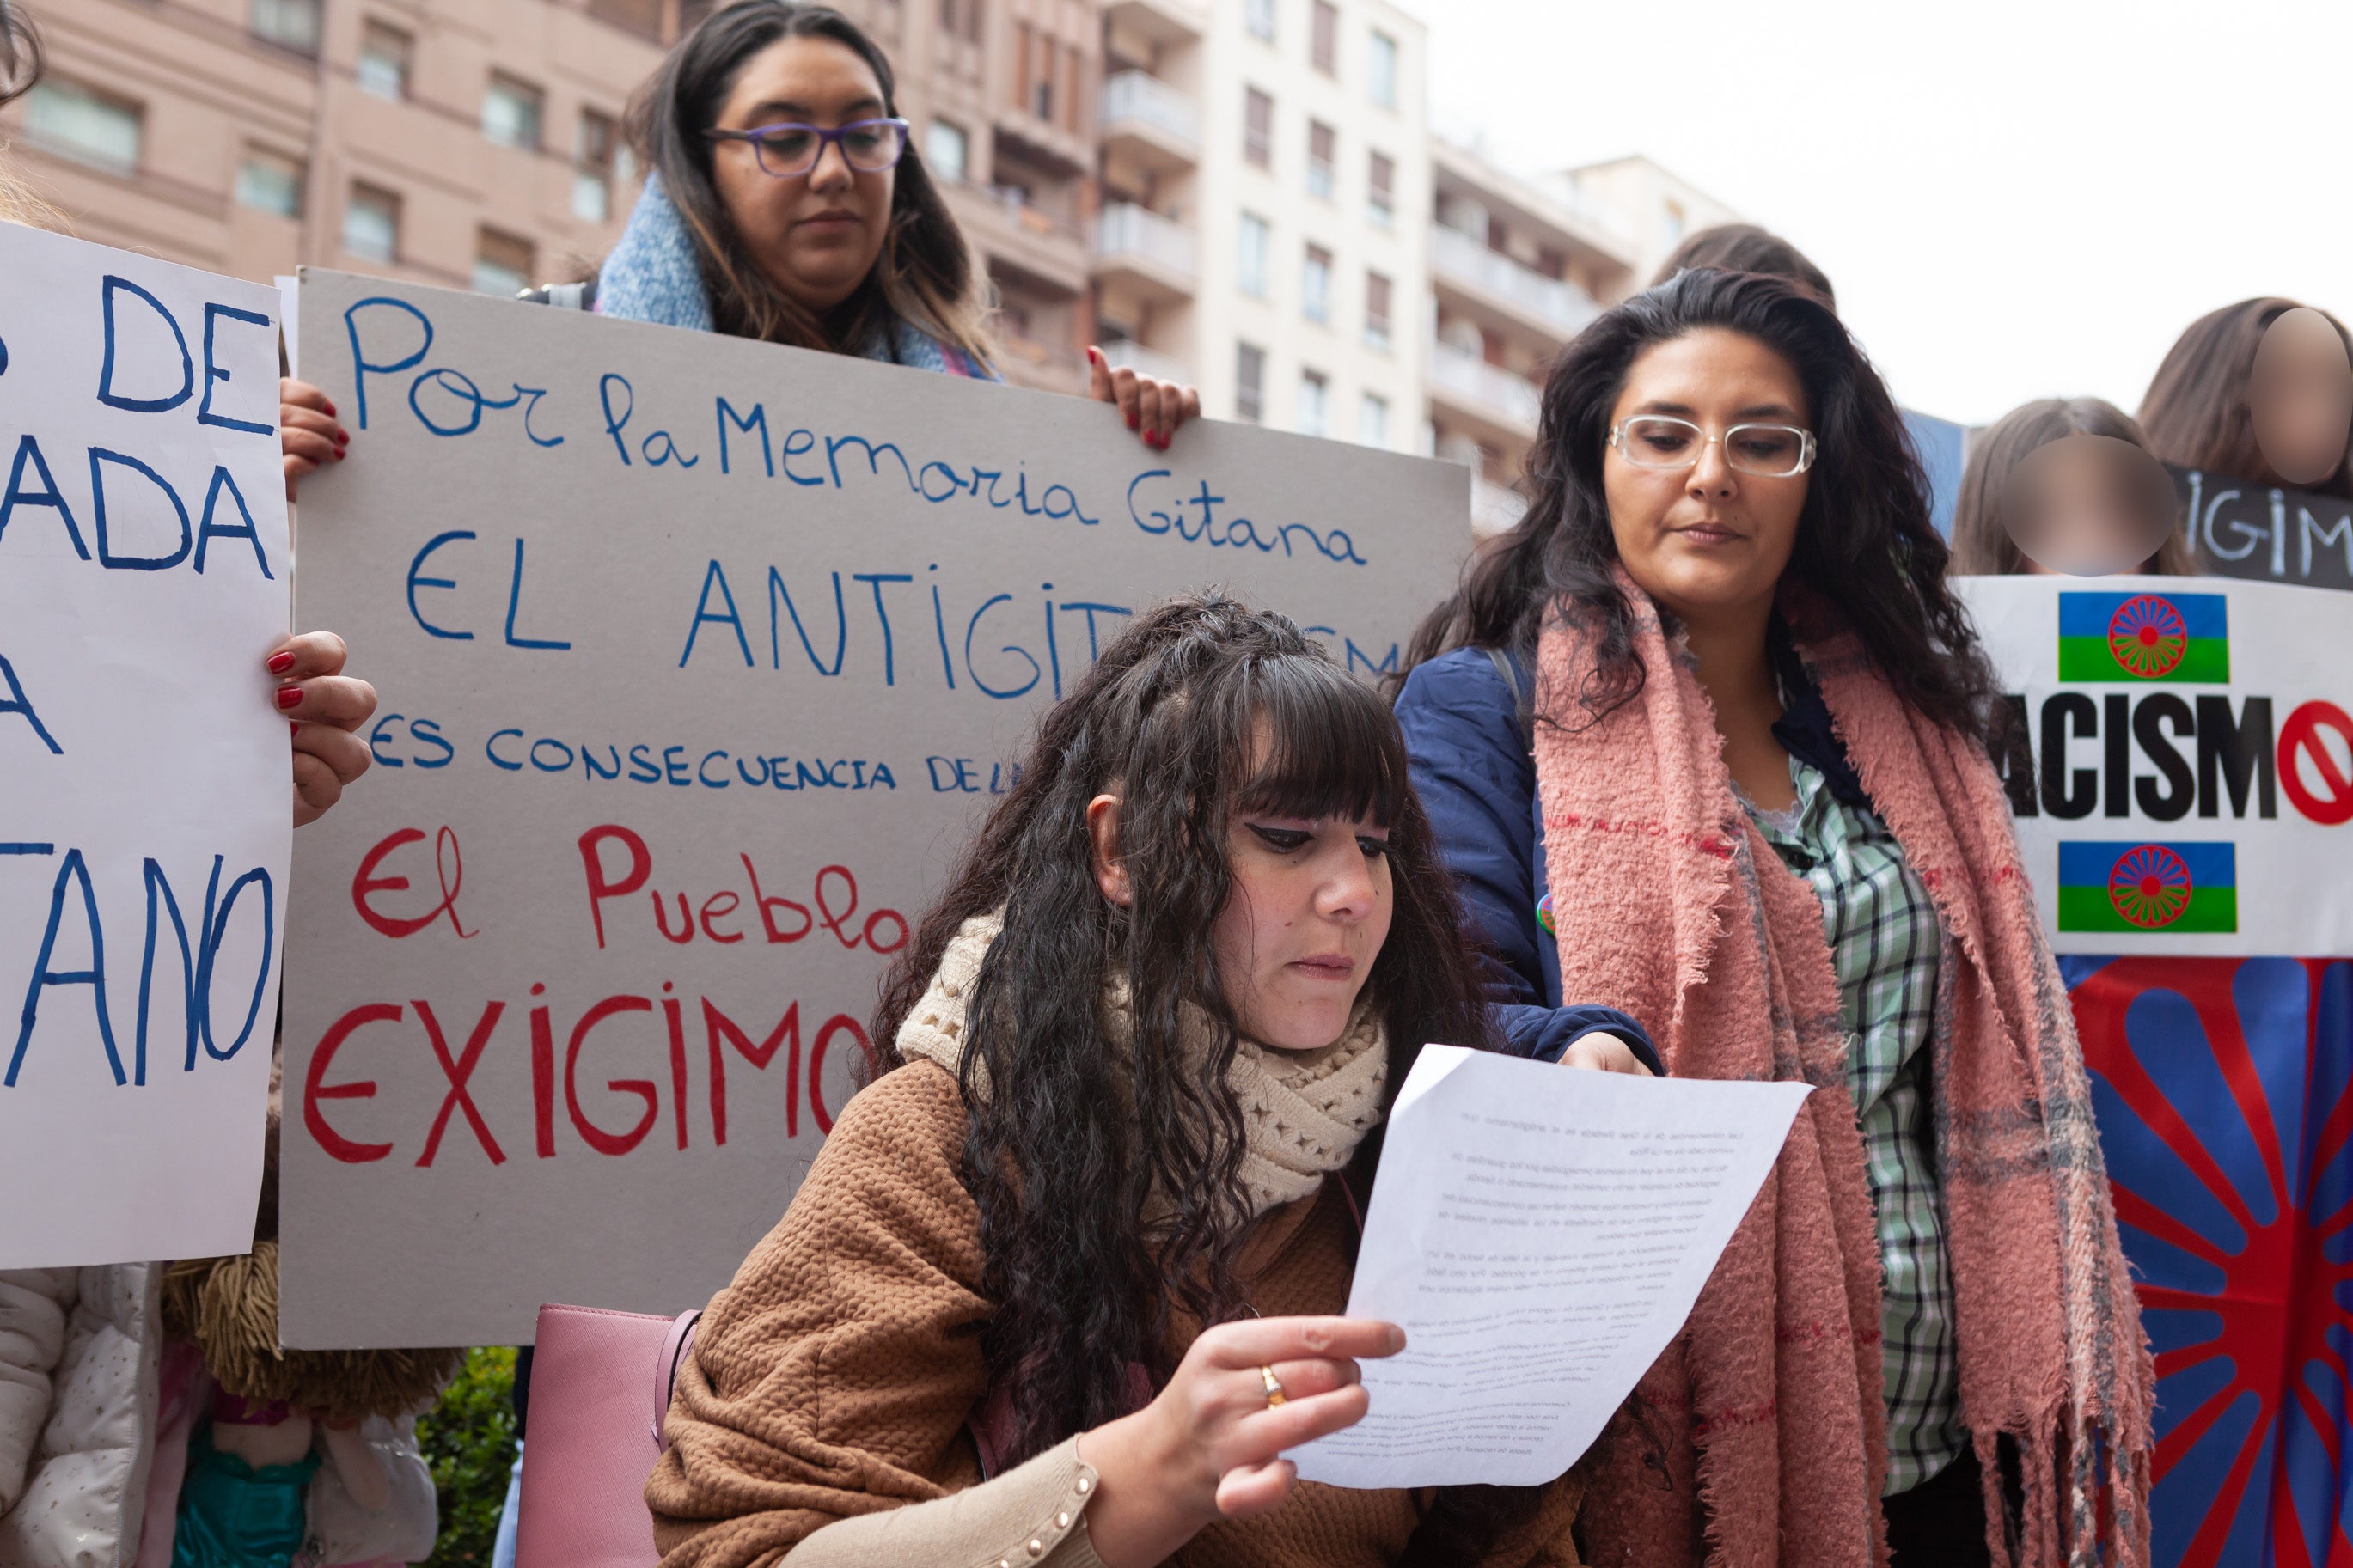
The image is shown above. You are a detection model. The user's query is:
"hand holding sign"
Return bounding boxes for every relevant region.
[270,630,378,826]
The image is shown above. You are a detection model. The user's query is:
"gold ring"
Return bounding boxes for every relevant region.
[1258,1365,1287,1407]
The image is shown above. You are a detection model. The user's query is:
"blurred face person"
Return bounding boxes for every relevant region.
[2249,306,2353,487]
[2005,434,2179,577]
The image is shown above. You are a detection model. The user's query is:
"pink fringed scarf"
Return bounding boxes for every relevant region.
[1534,577,2151,1568]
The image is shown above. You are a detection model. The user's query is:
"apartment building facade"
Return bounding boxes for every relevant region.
[3,0,1099,393]
[1428,137,1639,532]
[1092,0,1428,458]
[2,0,681,300]
[5,0,1757,497]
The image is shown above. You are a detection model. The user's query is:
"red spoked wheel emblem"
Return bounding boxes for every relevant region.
[2110,843,2194,929]
[2109,594,2188,680]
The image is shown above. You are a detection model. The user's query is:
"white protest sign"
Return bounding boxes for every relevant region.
[0,223,290,1267]
[281,270,1471,1347]
[1956,575,2353,955]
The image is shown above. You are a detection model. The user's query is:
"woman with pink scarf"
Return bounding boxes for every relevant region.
[1393,269,2152,1568]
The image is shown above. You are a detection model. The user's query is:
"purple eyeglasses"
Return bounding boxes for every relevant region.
[706,118,911,179]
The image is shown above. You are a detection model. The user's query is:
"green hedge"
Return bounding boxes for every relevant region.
[417,1347,517,1568]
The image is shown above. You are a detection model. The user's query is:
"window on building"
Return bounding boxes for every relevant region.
[235,149,304,217]
[585,0,664,40]
[1368,29,1398,107]
[926,119,969,184]
[1298,369,1329,437]
[474,229,535,296]
[249,0,321,53]
[1306,120,1335,199]
[1359,391,1390,448]
[1245,0,1275,41]
[1015,26,1062,123]
[1310,0,1338,74]
[1243,87,1273,168]
[1301,244,1332,324]
[1238,212,1271,298]
[358,21,413,101]
[1236,342,1265,424]
[941,0,984,41]
[26,80,142,174]
[342,183,400,262]
[483,74,545,152]
[573,111,619,223]
[1364,268,1391,349]
[1366,149,1394,226]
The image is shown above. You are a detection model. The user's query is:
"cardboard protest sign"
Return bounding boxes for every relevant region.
[280,271,1471,1347]
[0,224,290,1268]
[1955,575,2353,955]
[2170,464,2353,593]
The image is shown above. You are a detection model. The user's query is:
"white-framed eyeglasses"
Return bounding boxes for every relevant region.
[1608,415,1817,479]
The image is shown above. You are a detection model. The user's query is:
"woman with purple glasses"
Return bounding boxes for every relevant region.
[535,0,1196,449]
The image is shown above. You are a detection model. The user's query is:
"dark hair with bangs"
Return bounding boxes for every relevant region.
[871,594,1529,1558]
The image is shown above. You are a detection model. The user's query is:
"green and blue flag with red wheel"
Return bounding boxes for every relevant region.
[2059,841,2239,935]
[2059,589,2232,683]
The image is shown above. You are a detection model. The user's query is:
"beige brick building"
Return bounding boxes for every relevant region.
[2,0,1100,393]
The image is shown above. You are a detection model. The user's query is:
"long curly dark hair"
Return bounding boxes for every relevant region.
[1400,268,2005,750]
[872,595,1539,1559]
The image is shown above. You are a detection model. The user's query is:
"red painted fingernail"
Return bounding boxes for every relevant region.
[290,723,301,738]
[334,430,350,445]
[333,449,346,461]
[275,686,303,711]
[266,650,296,674]
[1126,410,1140,430]
[323,400,337,417]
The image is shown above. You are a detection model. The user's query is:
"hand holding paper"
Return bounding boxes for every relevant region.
[1289,1046,1811,1489]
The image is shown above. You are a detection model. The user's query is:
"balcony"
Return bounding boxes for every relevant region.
[1099,0,1205,44]
[1100,70,1199,172]
[946,180,1090,295]
[1429,223,1604,344]
[1428,339,1543,442]
[1101,339,1193,386]
[1092,202,1197,301]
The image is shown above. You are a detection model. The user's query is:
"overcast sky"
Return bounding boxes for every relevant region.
[1422,0,2351,428]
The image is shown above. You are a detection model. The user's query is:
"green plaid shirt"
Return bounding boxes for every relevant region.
[1747,756,1964,1497]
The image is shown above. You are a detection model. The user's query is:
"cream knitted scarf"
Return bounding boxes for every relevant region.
[894,912,1389,1215]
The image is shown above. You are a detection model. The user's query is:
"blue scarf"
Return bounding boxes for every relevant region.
[596,174,996,379]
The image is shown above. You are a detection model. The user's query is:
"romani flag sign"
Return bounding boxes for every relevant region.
[1963,575,2353,1564]
[2060,841,2239,936]
[2059,589,2232,684]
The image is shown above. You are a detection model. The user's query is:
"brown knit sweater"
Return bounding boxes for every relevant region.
[646,1060,1585,1568]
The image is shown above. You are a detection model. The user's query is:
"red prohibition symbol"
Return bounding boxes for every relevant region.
[2279,699,2353,827]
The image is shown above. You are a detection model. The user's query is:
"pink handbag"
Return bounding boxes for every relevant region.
[514,1303,700,1568]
